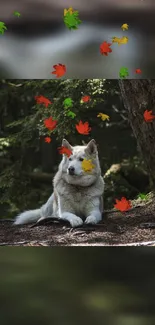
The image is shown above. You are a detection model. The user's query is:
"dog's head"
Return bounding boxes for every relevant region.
[59,139,101,186]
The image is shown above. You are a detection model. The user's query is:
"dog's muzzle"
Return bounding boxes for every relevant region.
[68,166,75,175]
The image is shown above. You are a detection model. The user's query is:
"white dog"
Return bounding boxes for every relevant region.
[14,139,104,227]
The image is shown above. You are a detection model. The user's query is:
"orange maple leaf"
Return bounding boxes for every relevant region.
[58,146,72,157]
[45,137,52,143]
[114,197,132,212]
[75,120,91,135]
[44,117,57,131]
[143,110,155,122]
[81,95,91,102]
[51,64,66,78]
[100,41,112,56]
[35,95,52,107]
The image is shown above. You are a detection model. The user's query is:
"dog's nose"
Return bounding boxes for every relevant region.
[68,166,75,175]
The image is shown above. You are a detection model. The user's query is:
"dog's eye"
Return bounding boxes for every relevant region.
[79,157,84,161]
[69,157,72,161]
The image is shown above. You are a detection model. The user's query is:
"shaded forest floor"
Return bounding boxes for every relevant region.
[0,193,155,246]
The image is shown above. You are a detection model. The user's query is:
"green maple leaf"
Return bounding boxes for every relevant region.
[138,193,147,200]
[63,97,73,108]
[0,22,7,35]
[13,11,21,17]
[66,111,76,119]
[64,11,82,30]
[119,67,129,79]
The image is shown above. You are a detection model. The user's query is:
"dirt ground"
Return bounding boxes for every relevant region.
[0,195,155,246]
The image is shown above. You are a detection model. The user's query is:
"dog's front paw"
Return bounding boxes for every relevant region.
[85,215,98,225]
[69,216,83,228]
[60,212,83,228]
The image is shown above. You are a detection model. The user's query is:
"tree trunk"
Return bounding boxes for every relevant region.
[118,79,155,188]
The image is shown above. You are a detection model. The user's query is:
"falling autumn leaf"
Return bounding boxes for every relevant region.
[112,36,120,44]
[119,36,128,45]
[64,7,74,16]
[66,110,76,118]
[13,11,21,17]
[51,64,66,78]
[138,193,147,200]
[64,11,82,30]
[76,121,91,135]
[63,97,73,108]
[81,96,91,102]
[114,197,132,212]
[121,23,129,31]
[100,41,112,56]
[58,146,72,157]
[44,117,57,131]
[119,67,129,79]
[112,36,128,45]
[97,113,110,121]
[81,159,95,172]
[45,137,51,143]
[35,95,52,107]
[135,69,142,74]
[0,22,7,35]
[143,110,155,122]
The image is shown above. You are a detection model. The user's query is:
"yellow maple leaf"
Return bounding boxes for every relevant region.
[64,7,74,16]
[119,36,128,44]
[112,36,128,45]
[112,36,120,44]
[121,23,129,31]
[81,159,95,172]
[97,113,110,121]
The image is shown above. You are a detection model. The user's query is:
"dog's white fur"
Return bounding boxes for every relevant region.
[14,139,104,228]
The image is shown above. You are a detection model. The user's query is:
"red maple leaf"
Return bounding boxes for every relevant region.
[51,64,66,78]
[58,146,72,157]
[44,117,57,131]
[100,41,112,56]
[76,120,91,135]
[114,197,132,212]
[135,69,142,74]
[35,95,52,107]
[45,137,52,143]
[143,110,155,122]
[82,95,91,102]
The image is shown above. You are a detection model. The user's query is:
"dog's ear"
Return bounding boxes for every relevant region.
[62,139,72,151]
[85,139,97,155]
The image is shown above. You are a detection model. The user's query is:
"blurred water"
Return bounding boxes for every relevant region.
[0,0,155,78]
[0,248,155,325]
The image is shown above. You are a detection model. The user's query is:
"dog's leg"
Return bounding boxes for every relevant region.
[85,208,102,225]
[85,197,103,225]
[60,212,84,228]
[57,195,83,228]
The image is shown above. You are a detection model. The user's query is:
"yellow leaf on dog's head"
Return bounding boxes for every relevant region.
[82,159,95,172]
